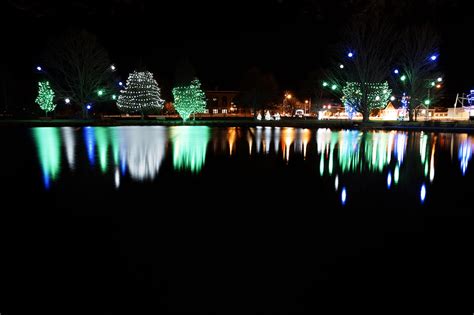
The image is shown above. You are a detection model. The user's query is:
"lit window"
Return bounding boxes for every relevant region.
[203,109,209,114]
[222,109,227,114]
[213,109,218,114]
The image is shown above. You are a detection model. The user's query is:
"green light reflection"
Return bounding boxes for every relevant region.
[33,127,61,189]
[171,126,210,173]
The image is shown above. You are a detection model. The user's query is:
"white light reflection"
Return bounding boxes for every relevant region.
[119,126,167,181]
[61,127,76,170]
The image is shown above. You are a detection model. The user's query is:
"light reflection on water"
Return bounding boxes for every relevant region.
[32,126,474,205]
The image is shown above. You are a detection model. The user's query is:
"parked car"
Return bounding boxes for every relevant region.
[294,109,304,118]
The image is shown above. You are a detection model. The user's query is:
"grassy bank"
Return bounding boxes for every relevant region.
[1,118,474,133]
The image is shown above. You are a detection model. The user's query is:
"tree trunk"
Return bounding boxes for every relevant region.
[45,110,48,117]
[362,109,370,122]
[408,108,414,122]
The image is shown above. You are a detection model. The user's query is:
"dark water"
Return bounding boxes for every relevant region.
[0,126,472,313]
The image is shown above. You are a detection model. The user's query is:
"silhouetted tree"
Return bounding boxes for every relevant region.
[43,29,116,118]
[174,58,197,87]
[235,67,279,116]
[396,25,443,121]
[324,18,396,121]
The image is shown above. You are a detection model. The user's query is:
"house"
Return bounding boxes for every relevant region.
[205,90,239,114]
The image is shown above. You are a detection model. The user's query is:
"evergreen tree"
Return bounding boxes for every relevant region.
[35,81,56,117]
[117,71,164,117]
[172,79,206,121]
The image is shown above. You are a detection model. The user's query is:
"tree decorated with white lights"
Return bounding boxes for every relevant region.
[322,18,396,121]
[342,82,391,119]
[117,71,164,117]
[172,78,206,121]
[35,81,56,117]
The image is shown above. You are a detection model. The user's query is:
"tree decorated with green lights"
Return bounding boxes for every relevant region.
[322,18,396,121]
[35,81,56,117]
[342,82,391,119]
[172,78,206,121]
[117,71,164,117]
[395,25,443,121]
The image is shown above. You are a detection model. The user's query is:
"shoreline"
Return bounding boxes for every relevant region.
[1,118,474,133]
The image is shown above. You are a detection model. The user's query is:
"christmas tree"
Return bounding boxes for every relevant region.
[35,81,56,117]
[117,71,164,117]
[172,78,207,121]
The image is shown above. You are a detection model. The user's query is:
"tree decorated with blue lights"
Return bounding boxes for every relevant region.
[322,18,396,121]
[394,25,443,121]
[117,71,164,117]
[172,78,206,121]
[35,81,56,117]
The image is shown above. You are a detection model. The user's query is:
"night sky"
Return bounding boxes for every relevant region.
[2,0,474,106]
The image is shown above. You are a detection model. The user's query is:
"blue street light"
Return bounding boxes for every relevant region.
[118,81,123,86]
[347,52,354,58]
[394,69,399,74]
[87,104,92,110]
[36,66,42,71]
[430,54,438,61]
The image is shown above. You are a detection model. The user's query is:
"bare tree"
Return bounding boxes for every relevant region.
[397,25,442,121]
[43,29,115,118]
[324,19,396,121]
[235,67,279,117]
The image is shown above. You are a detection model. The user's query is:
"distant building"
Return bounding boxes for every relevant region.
[205,90,239,114]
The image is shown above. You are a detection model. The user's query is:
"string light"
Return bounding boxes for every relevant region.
[35,81,56,115]
[117,71,164,114]
[172,78,207,121]
[342,81,391,118]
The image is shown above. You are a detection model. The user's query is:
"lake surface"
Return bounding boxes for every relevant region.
[0,126,472,313]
